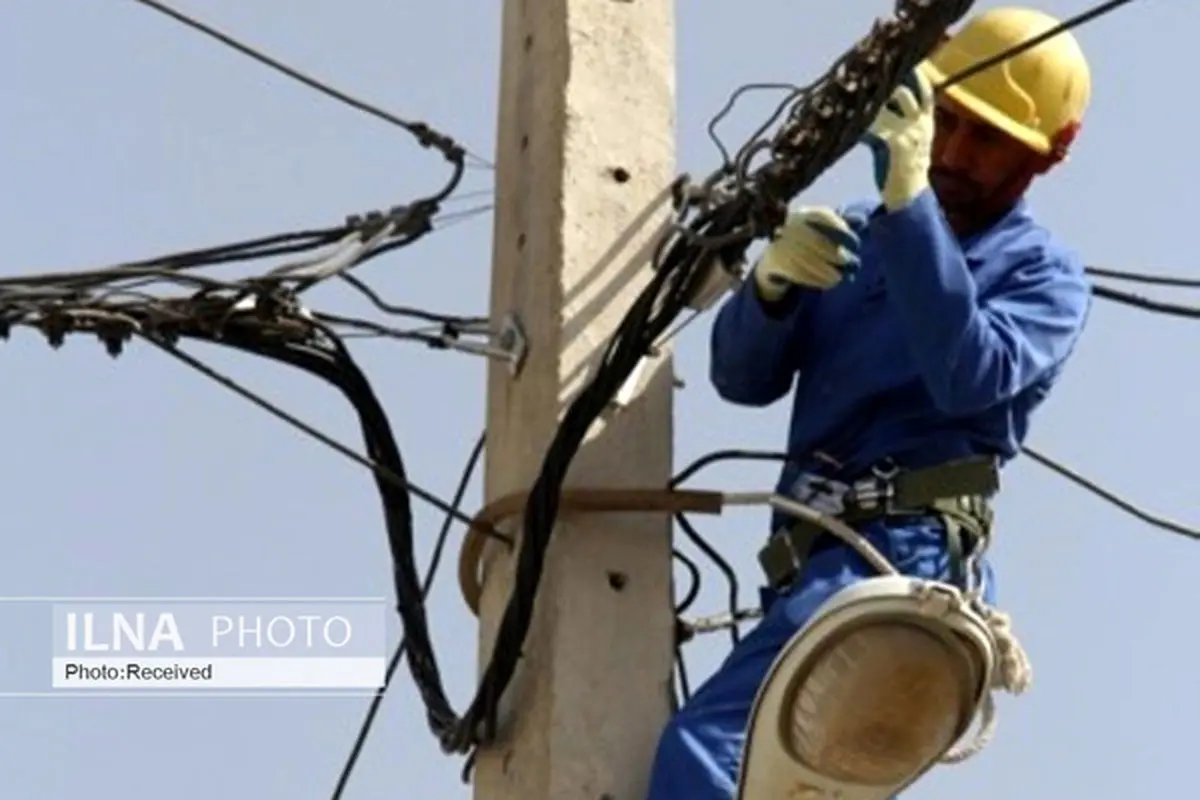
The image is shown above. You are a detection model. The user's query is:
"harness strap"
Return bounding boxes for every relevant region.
[758,456,998,591]
[929,494,994,586]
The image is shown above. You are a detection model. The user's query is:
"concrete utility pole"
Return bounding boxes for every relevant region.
[474,0,678,798]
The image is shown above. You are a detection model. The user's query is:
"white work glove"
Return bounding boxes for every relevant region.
[863,65,936,211]
[753,206,861,302]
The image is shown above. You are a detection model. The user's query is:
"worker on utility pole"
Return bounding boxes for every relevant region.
[646,7,1094,799]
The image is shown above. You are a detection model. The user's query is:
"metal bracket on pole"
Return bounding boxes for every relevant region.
[438,313,528,376]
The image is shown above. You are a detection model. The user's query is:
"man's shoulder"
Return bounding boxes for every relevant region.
[989,207,1087,284]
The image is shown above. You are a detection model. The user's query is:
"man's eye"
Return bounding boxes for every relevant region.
[972,127,1003,146]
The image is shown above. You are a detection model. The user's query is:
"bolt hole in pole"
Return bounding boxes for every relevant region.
[606,571,628,591]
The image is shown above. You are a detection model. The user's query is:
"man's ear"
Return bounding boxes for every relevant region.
[1033,121,1082,175]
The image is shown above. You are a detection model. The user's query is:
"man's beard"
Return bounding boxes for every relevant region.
[929,167,984,213]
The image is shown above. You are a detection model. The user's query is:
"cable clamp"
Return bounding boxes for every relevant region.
[435,313,528,376]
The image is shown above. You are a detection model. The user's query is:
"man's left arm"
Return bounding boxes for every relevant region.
[871,190,1092,416]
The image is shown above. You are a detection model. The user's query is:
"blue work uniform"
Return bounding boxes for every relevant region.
[645,189,1092,800]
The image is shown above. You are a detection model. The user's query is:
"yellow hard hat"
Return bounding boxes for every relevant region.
[923,7,1091,160]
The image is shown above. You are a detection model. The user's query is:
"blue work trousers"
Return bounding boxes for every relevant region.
[645,517,996,800]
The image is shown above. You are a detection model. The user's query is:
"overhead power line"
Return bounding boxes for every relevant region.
[131,0,493,174]
[1088,282,1200,319]
[1086,265,1200,289]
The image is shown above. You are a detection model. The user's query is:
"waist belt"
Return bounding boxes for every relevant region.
[757,455,999,591]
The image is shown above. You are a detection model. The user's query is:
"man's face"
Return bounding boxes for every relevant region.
[930,95,1037,218]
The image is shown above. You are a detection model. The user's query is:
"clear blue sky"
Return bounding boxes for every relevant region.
[1,1,1195,797]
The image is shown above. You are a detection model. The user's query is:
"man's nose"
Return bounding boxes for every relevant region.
[937,126,973,170]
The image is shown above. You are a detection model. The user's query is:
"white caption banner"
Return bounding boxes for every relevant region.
[51,657,386,689]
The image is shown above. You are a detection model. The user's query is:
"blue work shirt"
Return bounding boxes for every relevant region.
[709,188,1092,499]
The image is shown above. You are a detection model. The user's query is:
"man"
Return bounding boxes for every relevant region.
[647,7,1093,800]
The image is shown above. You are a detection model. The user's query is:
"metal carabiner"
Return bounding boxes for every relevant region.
[870,457,900,481]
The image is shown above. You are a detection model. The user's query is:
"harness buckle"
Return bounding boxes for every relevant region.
[757,456,1000,592]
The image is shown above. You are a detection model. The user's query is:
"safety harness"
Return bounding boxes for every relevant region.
[758,455,1000,592]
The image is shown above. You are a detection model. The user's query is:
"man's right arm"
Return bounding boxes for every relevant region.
[708,279,814,407]
[708,199,870,406]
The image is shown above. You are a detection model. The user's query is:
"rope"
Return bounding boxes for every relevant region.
[940,607,1033,764]
[914,528,1035,767]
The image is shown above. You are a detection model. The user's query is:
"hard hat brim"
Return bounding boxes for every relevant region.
[923,61,1052,156]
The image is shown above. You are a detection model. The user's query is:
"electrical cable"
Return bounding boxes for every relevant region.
[934,0,1135,90]
[669,546,703,713]
[1086,265,1200,289]
[338,272,488,327]
[1083,262,1200,318]
[672,638,690,710]
[672,448,790,487]
[131,0,491,174]
[148,323,465,735]
[0,226,347,288]
[670,449,789,648]
[140,334,494,535]
[668,449,788,704]
[1089,283,1200,319]
[672,548,703,616]
[1022,446,1200,540]
[674,513,741,647]
[330,432,486,800]
[0,201,454,312]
